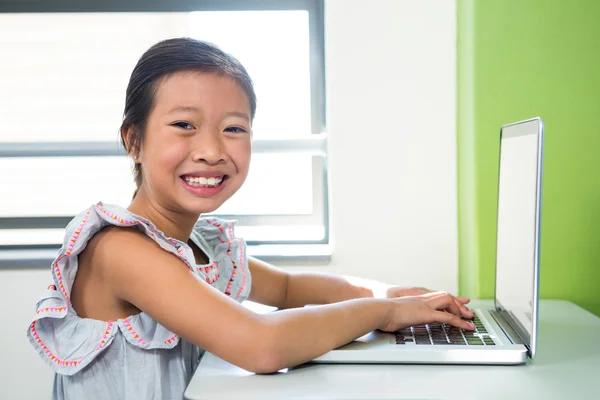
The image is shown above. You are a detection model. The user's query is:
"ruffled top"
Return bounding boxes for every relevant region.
[26,202,251,382]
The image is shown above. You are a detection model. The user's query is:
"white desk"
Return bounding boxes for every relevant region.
[184,300,600,400]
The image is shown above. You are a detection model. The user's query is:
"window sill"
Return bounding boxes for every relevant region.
[0,244,332,269]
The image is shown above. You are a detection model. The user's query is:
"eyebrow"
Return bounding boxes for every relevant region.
[224,111,250,121]
[168,107,250,121]
[169,106,200,114]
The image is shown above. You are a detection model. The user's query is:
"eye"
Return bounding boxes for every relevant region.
[224,126,248,134]
[172,121,195,130]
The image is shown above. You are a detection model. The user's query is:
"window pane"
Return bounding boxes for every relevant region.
[0,13,190,143]
[0,156,136,217]
[0,154,313,218]
[0,11,312,143]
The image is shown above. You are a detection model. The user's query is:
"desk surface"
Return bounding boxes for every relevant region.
[185,300,600,400]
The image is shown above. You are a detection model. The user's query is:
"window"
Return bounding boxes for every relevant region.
[0,0,328,264]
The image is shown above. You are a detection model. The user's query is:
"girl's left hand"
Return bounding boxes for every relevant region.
[384,286,474,319]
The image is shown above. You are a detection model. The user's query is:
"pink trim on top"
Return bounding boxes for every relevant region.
[228,223,234,243]
[165,334,178,345]
[30,321,82,367]
[235,239,247,299]
[95,321,115,351]
[205,219,246,298]
[53,207,93,303]
[95,202,137,226]
[168,238,185,256]
[224,260,237,297]
[64,208,92,256]
[205,219,227,243]
[197,261,220,284]
[36,307,66,315]
[53,261,69,303]
[205,218,248,294]
[122,318,147,345]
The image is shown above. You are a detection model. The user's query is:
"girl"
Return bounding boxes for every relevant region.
[27,37,474,400]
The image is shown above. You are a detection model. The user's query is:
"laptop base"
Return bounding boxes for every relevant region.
[310,306,529,365]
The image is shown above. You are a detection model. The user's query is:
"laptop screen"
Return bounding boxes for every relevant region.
[494,118,543,355]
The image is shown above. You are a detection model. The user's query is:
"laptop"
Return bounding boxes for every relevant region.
[312,117,544,365]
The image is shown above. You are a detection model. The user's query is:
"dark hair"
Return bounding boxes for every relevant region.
[119,37,257,198]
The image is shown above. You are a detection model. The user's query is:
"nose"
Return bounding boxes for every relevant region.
[191,130,226,165]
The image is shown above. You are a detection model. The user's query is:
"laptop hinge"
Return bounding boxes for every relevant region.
[489,309,527,347]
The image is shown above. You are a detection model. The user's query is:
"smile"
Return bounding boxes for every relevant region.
[182,175,227,188]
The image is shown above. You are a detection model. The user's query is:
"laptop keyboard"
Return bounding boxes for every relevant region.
[395,314,495,346]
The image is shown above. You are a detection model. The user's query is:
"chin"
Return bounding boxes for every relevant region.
[184,200,224,216]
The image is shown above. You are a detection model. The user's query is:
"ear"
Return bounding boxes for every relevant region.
[121,124,141,162]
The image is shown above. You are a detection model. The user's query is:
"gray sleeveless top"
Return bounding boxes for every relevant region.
[26,202,252,400]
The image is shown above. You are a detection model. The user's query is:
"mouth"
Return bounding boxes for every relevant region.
[180,174,229,188]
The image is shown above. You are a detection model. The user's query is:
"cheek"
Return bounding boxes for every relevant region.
[143,137,188,179]
[160,142,189,169]
[231,140,252,176]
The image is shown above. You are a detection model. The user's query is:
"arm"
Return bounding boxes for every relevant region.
[246,256,387,309]
[246,258,471,315]
[96,228,472,373]
[281,272,382,307]
[95,228,389,373]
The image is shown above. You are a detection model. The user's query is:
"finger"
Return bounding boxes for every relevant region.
[424,292,473,318]
[434,311,475,331]
[429,294,462,317]
[455,296,471,304]
[455,299,474,318]
[416,287,434,295]
[421,290,449,299]
[394,287,432,297]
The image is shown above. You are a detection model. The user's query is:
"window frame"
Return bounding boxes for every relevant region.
[0,0,329,266]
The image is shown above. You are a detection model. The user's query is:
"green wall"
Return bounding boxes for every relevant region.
[457,0,600,316]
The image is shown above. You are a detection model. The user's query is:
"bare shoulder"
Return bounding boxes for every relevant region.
[84,225,191,299]
[71,226,168,319]
[86,225,168,263]
[86,225,185,271]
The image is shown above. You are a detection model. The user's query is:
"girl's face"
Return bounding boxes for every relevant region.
[137,71,252,216]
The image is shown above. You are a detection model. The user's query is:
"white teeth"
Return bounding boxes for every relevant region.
[184,176,223,188]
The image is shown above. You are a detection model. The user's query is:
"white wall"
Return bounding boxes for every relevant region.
[0,269,56,398]
[0,0,457,397]
[314,0,457,290]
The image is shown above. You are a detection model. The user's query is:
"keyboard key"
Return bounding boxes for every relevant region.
[406,317,495,347]
[467,338,484,345]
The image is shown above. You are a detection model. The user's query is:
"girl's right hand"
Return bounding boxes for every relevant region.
[378,291,476,332]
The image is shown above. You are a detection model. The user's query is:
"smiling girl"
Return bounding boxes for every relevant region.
[27,38,474,400]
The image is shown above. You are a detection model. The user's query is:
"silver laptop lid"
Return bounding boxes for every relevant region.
[494,117,544,359]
